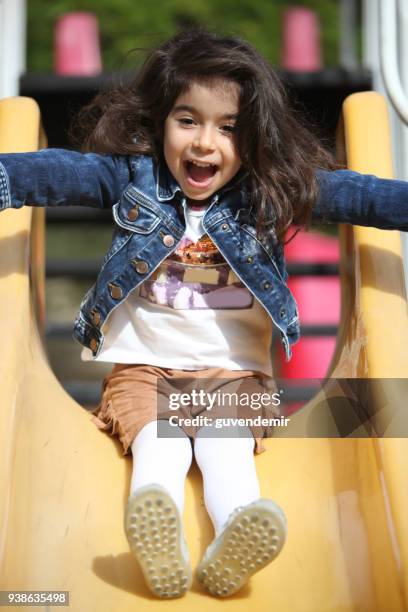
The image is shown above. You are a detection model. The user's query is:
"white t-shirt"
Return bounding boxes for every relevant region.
[81,202,273,375]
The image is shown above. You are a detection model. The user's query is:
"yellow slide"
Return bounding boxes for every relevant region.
[1,93,408,612]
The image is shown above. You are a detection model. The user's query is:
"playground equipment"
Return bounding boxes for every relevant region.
[281,7,322,71]
[279,229,340,411]
[0,0,25,98]
[54,12,102,76]
[363,0,408,286]
[280,6,337,383]
[1,89,408,612]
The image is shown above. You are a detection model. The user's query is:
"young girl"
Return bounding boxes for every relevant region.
[1,25,408,600]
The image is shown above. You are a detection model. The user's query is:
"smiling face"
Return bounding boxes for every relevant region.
[163,79,242,203]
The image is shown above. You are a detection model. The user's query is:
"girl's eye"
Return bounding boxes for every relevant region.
[178,118,195,126]
[177,118,236,133]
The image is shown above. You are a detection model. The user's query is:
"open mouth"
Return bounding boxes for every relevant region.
[184,160,219,187]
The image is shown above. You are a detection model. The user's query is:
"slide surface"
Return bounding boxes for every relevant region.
[1,94,408,612]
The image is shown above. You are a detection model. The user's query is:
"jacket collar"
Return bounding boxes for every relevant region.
[156,156,249,202]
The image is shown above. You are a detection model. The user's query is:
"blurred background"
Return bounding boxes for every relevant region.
[26,0,347,71]
[4,0,403,413]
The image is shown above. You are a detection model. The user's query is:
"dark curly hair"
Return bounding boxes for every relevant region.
[69,26,340,245]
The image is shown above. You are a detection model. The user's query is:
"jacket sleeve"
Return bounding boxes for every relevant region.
[0,148,132,211]
[312,169,408,231]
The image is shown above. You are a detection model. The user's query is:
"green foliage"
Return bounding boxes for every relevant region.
[27,0,340,72]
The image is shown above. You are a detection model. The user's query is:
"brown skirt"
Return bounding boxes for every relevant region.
[90,363,280,456]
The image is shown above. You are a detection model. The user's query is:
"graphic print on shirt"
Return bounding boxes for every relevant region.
[139,234,254,310]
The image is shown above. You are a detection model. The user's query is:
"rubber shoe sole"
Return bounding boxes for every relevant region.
[196,498,287,597]
[124,484,192,598]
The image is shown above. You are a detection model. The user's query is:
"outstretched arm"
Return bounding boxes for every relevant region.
[313,169,408,232]
[0,148,132,211]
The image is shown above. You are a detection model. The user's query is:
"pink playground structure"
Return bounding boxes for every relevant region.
[281,7,322,71]
[54,12,102,76]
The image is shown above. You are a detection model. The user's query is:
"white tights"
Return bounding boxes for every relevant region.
[130,420,261,536]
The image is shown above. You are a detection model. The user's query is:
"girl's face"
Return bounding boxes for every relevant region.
[163,79,242,203]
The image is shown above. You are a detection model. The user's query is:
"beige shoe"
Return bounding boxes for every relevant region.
[196,498,287,597]
[124,484,192,598]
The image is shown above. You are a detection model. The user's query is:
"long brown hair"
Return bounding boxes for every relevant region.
[69,26,340,245]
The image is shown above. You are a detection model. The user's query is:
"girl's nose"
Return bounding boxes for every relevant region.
[194,126,216,151]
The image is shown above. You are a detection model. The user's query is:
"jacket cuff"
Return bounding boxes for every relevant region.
[0,161,12,209]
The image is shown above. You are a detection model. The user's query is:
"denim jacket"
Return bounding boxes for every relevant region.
[1,149,408,361]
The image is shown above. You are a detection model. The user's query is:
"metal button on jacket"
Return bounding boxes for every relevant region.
[91,310,101,326]
[90,339,98,352]
[162,234,175,247]
[127,206,139,221]
[132,259,149,274]
[108,283,123,299]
